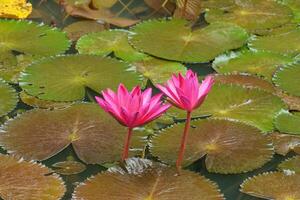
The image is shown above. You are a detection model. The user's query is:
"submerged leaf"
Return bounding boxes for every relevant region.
[73,158,224,199]
[151,119,273,174]
[77,29,147,62]
[168,84,287,132]
[213,50,294,81]
[269,132,300,155]
[52,160,86,175]
[0,0,32,19]
[129,19,248,63]
[278,156,300,174]
[273,63,300,97]
[275,110,300,135]
[0,103,147,164]
[19,55,141,101]
[0,80,18,117]
[205,0,293,34]
[240,172,300,199]
[0,154,65,200]
[0,20,70,82]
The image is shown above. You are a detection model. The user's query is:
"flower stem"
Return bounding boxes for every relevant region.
[122,128,133,161]
[176,111,192,174]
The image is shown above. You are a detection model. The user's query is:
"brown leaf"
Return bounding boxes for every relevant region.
[174,0,202,21]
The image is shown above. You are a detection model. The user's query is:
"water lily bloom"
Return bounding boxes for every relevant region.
[157,70,214,173]
[95,84,171,161]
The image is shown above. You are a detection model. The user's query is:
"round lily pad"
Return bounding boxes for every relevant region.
[278,156,300,174]
[77,29,147,62]
[19,55,141,102]
[273,63,300,97]
[129,19,248,63]
[52,160,86,175]
[275,110,300,135]
[168,84,287,132]
[249,28,300,56]
[73,158,224,200]
[214,74,276,93]
[0,154,65,200]
[0,103,147,164]
[205,0,293,34]
[213,51,294,81]
[0,20,70,82]
[269,132,300,155]
[0,80,18,117]
[134,57,187,84]
[151,119,273,174]
[240,172,300,199]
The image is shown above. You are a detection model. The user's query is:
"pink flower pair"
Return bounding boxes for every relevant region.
[96,70,214,171]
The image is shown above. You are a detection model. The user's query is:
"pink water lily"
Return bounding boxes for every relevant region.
[157,70,214,173]
[96,84,171,161]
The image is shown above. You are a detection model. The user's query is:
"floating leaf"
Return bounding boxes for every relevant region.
[214,74,275,93]
[249,28,300,56]
[63,20,107,41]
[205,0,293,34]
[213,50,294,81]
[0,0,32,19]
[151,119,273,174]
[20,91,73,109]
[0,80,18,117]
[52,160,86,175]
[200,0,235,11]
[73,158,224,199]
[19,55,141,101]
[278,0,300,22]
[0,20,70,82]
[129,19,248,63]
[275,90,300,111]
[275,110,300,135]
[92,0,118,9]
[0,103,147,164]
[269,132,300,155]
[257,23,299,36]
[273,63,300,97]
[240,172,300,199]
[168,84,286,132]
[0,154,65,200]
[278,156,300,174]
[134,57,187,84]
[77,30,147,62]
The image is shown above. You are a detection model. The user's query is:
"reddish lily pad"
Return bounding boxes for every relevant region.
[52,160,86,175]
[151,119,273,174]
[278,156,300,174]
[0,103,147,164]
[0,154,65,200]
[240,172,300,199]
[269,132,300,155]
[73,158,224,200]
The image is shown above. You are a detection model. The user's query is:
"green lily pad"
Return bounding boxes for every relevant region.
[0,103,147,164]
[151,119,273,174]
[52,160,86,175]
[275,110,300,135]
[249,28,300,56]
[278,0,300,22]
[0,80,18,117]
[240,172,300,199]
[129,19,248,63]
[200,0,235,12]
[77,29,147,62]
[213,50,294,81]
[205,0,293,34]
[214,74,276,93]
[19,55,141,102]
[278,156,300,174]
[0,154,66,200]
[169,84,287,132]
[73,158,225,200]
[269,132,300,155]
[273,63,300,97]
[134,57,187,85]
[0,20,70,82]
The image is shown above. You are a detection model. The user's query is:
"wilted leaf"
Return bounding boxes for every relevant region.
[0,0,32,19]
[151,119,273,174]
[0,154,65,200]
[19,55,141,101]
[73,158,225,199]
[0,103,147,164]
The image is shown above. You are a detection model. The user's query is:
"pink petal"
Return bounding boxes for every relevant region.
[198,75,214,98]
